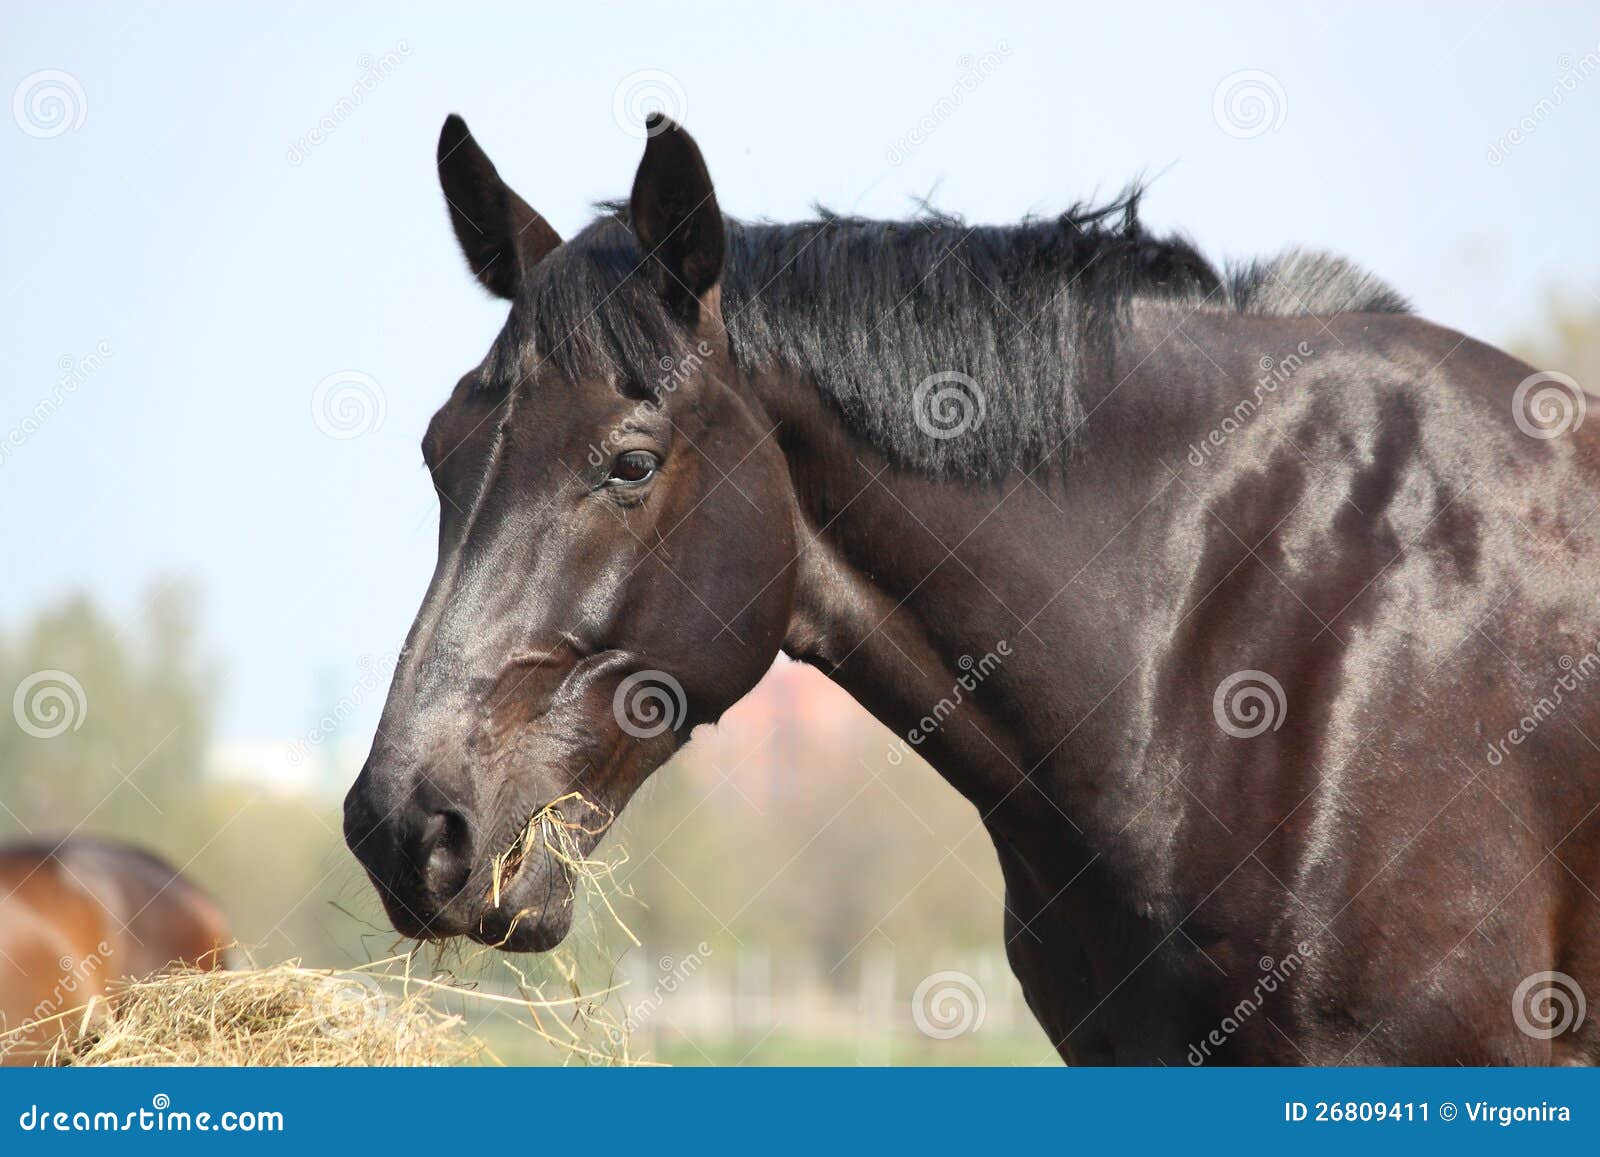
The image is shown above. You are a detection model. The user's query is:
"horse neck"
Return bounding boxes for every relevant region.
[739,297,1258,841]
[748,364,1133,835]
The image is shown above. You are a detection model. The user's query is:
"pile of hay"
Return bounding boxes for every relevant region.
[8,954,639,1067]
[46,960,481,1067]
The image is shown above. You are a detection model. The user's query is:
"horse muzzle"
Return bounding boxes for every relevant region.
[342,757,581,951]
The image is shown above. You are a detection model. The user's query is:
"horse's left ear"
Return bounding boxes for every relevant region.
[437,114,561,299]
[630,115,725,324]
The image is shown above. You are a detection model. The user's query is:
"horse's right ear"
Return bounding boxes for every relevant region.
[436,115,561,300]
[630,115,724,325]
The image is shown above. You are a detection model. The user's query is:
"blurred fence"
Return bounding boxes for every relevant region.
[600,944,1036,1065]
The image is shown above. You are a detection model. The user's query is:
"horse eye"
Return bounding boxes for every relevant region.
[608,450,659,486]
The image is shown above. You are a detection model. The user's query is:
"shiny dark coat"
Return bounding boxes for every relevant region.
[345,113,1600,1064]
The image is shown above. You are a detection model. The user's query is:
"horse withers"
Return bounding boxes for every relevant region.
[345,111,1600,1064]
[0,837,230,1064]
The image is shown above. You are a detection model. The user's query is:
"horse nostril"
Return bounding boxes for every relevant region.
[418,810,448,855]
[413,805,474,900]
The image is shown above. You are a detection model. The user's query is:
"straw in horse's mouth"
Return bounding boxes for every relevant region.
[486,792,638,946]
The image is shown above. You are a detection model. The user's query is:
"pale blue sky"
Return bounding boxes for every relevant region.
[3,1,1598,743]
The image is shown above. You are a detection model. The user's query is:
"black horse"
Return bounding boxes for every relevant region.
[345,111,1600,1064]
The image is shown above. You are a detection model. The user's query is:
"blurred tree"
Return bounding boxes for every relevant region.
[0,580,212,837]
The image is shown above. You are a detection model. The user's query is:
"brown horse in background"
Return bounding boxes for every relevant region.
[0,837,229,1064]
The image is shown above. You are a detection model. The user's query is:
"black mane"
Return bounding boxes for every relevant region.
[487,194,1408,478]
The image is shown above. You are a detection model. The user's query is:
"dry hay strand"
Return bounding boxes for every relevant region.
[474,951,640,1066]
[489,790,640,949]
[477,791,650,1064]
[398,943,645,1067]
